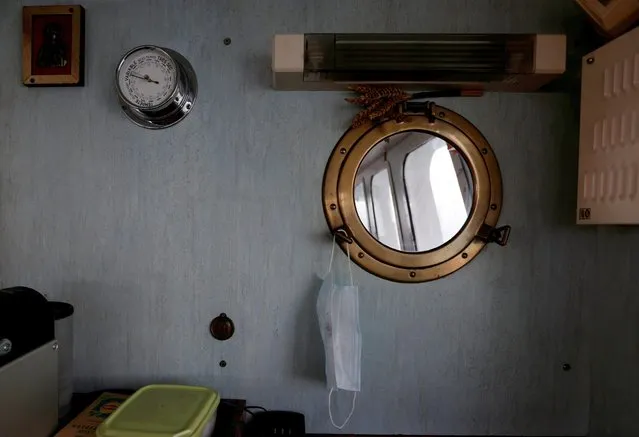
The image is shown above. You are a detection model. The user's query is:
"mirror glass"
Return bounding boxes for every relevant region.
[354,131,474,252]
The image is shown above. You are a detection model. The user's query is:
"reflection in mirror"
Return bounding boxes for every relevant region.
[371,168,402,250]
[354,131,473,252]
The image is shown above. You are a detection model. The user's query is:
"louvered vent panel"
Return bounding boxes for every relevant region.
[304,34,534,83]
[578,27,639,224]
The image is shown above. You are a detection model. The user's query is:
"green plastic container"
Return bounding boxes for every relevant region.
[96,385,220,437]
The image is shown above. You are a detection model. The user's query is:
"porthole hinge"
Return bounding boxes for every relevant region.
[332,226,354,244]
[403,100,436,122]
[424,101,436,123]
[477,224,511,246]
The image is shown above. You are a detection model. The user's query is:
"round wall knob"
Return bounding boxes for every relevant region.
[0,338,12,356]
[210,313,235,341]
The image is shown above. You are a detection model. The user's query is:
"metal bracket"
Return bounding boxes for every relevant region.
[403,100,436,122]
[425,101,436,123]
[333,226,353,244]
[477,224,511,246]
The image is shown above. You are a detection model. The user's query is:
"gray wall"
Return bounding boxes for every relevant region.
[0,0,607,434]
[587,228,639,436]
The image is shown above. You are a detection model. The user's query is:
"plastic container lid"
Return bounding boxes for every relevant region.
[97,385,220,437]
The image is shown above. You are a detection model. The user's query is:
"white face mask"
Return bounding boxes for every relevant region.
[317,238,361,429]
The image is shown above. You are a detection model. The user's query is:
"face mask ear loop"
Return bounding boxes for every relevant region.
[326,234,337,281]
[329,387,358,430]
[346,241,354,287]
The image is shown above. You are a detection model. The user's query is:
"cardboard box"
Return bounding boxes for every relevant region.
[55,392,130,437]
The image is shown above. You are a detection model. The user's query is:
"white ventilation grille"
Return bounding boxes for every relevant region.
[578,27,639,224]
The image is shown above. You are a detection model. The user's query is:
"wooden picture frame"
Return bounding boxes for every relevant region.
[22,5,85,86]
[575,0,639,37]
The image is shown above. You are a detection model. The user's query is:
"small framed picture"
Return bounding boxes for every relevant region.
[22,5,85,86]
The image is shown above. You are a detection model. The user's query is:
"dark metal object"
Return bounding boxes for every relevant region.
[333,227,353,244]
[219,360,227,368]
[563,363,572,372]
[224,38,232,46]
[246,411,305,437]
[586,57,595,65]
[210,313,235,341]
[405,100,435,122]
[0,287,55,368]
[404,97,480,123]
[37,23,67,69]
[477,224,511,246]
[0,339,12,356]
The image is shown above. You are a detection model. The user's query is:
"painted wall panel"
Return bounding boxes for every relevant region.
[0,0,591,434]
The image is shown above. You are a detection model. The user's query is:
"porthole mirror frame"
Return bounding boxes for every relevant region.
[322,103,509,283]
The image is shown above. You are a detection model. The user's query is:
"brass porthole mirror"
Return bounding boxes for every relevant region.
[322,87,511,283]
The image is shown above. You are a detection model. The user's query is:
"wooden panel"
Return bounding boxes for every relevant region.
[575,0,639,36]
